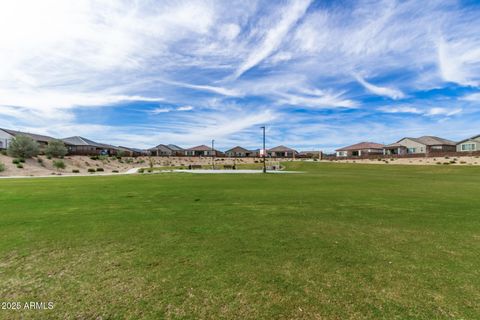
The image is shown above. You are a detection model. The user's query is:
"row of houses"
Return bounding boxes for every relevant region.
[149,144,299,158]
[335,135,480,157]
[0,128,300,158]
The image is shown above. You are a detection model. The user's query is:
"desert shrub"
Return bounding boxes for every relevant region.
[0,163,5,172]
[436,162,442,165]
[449,161,456,164]
[45,140,68,158]
[138,168,145,173]
[112,170,119,173]
[37,158,43,164]
[72,169,80,173]
[17,164,24,169]
[90,156,99,160]
[7,135,39,158]
[460,161,466,164]
[53,160,66,170]
[12,159,20,164]
[96,168,104,172]
[88,168,95,173]
[19,158,25,163]
[0,150,6,155]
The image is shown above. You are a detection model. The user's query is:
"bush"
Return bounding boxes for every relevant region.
[0,150,6,155]
[0,163,5,172]
[17,164,24,169]
[138,168,145,173]
[90,156,99,160]
[7,135,39,158]
[112,170,119,173]
[12,159,20,164]
[53,160,66,170]
[96,168,104,172]
[45,140,68,158]
[88,168,96,173]
[37,158,43,164]
[72,169,80,173]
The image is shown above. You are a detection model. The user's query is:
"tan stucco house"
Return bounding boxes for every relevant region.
[456,135,480,152]
[335,142,384,157]
[383,136,456,155]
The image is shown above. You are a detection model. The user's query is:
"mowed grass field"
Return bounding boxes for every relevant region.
[0,163,479,319]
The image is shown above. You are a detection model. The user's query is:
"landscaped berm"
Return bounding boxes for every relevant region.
[0,162,479,319]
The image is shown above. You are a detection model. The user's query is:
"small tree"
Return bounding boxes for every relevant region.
[7,135,39,159]
[45,140,68,158]
[53,160,66,171]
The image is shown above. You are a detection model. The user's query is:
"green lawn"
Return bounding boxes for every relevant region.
[0,163,479,319]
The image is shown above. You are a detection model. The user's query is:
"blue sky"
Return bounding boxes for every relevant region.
[0,0,479,151]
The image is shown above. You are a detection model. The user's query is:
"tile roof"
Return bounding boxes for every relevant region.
[186,145,214,151]
[403,136,455,146]
[62,136,118,149]
[225,146,250,153]
[268,145,297,152]
[456,134,480,144]
[0,128,56,143]
[167,144,184,151]
[336,142,384,151]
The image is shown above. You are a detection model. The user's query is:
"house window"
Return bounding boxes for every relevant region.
[461,143,476,151]
[407,148,416,153]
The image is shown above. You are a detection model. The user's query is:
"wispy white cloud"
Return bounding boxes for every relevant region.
[231,0,312,79]
[177,105,194,111]
[354,74,405,99]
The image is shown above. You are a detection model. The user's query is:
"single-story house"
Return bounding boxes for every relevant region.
[185,145,223,157]
[335,142,384,157]
[225,146,258,157]
[456,135,480,152]
[118,146,147,157]
[149,144,175,156]
[383,136,456,155]
[267,145,298,158]
[62,136,119,156]
[166,144,184,156]
[0,128,56,151]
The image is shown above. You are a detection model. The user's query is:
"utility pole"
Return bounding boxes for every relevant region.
[261,126,266,173]
[211,139,215,170]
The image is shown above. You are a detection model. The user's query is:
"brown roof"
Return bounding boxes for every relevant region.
[383,142,406,148]
[268,145,297,152]
[401,136,455,146]
[457,134,480,144]
[186,145,214,151]
[1,128,56,143]
[336,142,384,152]
[225,146,250,153]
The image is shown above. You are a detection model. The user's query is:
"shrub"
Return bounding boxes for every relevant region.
[72,169,80,173]
[45,140,68,158]
[17,164,24,169]
[7,135,39,158]
[0,150,6,155]
[37,158,43,164]
[96,168,104,172]
[112,170,119,173]
[0,163,5,172]
[53,160,66,170]
[138,168,145,173]
[88,168,96,173]
[12,159,20,164]
[90,156,99,160]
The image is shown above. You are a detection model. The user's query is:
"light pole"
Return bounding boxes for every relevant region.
[261,126,266,173]
[211,139,215,170]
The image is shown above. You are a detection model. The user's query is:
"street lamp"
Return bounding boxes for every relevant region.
[211,139,215,170]
[260,126,266,173]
